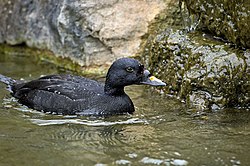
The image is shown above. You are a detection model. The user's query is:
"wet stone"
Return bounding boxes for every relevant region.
[143,29,249,110]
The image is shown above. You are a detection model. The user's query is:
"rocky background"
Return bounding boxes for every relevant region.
[0,0,169,66]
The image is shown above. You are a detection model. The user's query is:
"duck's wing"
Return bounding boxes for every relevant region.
[11,74,105,114]
[12,74,104,100]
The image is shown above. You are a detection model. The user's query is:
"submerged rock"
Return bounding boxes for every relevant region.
[0,0,169,66]
[144,29,249,110]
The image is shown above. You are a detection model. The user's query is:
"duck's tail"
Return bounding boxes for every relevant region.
[0,74,16,86]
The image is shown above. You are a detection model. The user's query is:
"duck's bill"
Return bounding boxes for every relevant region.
[140,70,166,86]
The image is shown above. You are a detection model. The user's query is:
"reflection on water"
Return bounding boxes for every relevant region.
[0,52,249,166]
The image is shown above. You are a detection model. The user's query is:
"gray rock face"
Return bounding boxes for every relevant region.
[0,0,167,66]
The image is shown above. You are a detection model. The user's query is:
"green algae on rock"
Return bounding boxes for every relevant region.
[183,0,250,48]
[144,29,249,110]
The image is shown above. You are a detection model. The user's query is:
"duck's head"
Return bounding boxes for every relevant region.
[104,58,166,95]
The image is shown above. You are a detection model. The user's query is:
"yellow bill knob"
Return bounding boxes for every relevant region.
[149,76,156,81]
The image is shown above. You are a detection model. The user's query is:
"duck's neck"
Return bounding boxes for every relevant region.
[104,84,125,96]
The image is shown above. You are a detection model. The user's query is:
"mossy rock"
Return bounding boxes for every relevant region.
[183,0,250,48]
[143,29,249,110]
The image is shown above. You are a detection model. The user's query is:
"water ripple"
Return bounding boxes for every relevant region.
[30,118,147,126]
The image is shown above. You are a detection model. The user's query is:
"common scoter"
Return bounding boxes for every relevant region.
[0,58,165,116]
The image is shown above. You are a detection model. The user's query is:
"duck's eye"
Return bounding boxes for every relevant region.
[126,67,134,73]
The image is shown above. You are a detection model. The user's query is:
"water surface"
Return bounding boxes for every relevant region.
[0,52,249,166]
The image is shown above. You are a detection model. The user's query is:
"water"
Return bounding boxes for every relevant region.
[0,51,250,166]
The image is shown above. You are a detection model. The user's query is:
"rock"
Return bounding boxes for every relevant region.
[183,0,250,48]
[144,29,250,110]
[0,0,169,66]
